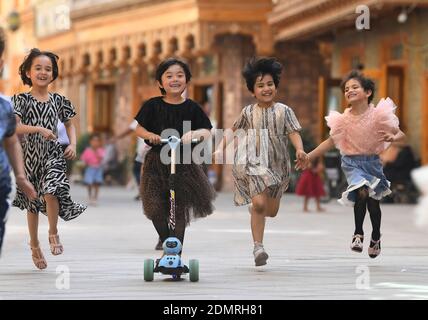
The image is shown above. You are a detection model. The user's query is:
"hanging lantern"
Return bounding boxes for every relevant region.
[7,11,21,32]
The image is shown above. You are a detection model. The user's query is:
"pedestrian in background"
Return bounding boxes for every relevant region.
[81,133,105,206]
[295,156,326,212]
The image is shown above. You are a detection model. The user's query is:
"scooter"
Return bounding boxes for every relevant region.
[143,136,199,282]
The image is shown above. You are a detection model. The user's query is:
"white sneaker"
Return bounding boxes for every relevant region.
[253,242,269,266]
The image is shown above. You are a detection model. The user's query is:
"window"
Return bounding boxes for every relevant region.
[390,43,403,60]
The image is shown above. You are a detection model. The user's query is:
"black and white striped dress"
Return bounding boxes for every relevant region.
[232,102,302,206]
[11,92,86,220]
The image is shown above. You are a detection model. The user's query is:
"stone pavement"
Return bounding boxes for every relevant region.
[0,184,427,300]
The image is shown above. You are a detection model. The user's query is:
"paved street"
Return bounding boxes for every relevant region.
[0,184,427,300]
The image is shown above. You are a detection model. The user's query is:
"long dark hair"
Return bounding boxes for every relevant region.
[341,70,375,104]
[19,48,59,86]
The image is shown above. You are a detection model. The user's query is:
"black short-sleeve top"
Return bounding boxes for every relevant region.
[134,96,212,149]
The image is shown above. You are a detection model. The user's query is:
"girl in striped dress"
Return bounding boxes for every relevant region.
[215,57,307,266]
[12,49,86,269]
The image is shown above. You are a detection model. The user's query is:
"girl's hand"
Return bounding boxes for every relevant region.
[295,150,310,171]
[181,131,194,144]
[15,175,37,200]
[295,158,309,171]
[296,149,308,162]
[64,144,76,160]
[148,133,161,145]
[38,127,56,140]
[378,130,394,143]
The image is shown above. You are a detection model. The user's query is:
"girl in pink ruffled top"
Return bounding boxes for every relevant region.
[296,70,406,258]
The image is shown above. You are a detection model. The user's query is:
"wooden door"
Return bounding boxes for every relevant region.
[93,84,114,133]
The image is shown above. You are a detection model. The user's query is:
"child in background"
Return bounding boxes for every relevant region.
[295,157,326,212]
[101,132,119,185]
[81,133,105,205]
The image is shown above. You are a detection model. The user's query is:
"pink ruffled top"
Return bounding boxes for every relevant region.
[325,97,400,155]
[81,147,105,167]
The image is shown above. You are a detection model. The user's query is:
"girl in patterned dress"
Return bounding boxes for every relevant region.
[296,71,406,258]
[12,49,86,270]
[214,57,308,266]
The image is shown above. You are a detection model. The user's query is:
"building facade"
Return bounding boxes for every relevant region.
[2,0,427,191]
[2,0,274,190]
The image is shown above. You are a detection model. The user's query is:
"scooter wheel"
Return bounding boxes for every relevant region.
[189,259,199,282]
[172,274,181,280]
[144,259,154,281]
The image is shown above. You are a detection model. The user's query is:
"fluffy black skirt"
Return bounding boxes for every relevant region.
[141,150,216,225]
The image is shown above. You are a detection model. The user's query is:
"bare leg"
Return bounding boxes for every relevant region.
[44,194,63,255]
[250,190,277,266]
[93,184,100,202]
[303,196,309,212]
[44,194,59,236]
[316,197,325,212]
[27,211,47,269]
[265,197,281,218]
[27,211,40,248]
[250,192,268,244]
[87,185,92,201]
[250,191,282,242]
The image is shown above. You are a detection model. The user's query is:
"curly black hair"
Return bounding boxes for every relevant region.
[19,48,59,86]
[341,70,375,103]
[155,57,192,95]
[242,57,282,93]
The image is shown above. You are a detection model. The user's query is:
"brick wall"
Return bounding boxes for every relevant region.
[275,41,329,146]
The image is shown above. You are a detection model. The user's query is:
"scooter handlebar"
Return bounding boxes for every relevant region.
[159,136,200,144]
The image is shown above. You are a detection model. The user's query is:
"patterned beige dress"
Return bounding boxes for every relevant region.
[232,102,301,206]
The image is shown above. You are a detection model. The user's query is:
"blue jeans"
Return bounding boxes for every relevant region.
[0,185,11,256]
[339,155,391,205]
[83,167,104,185]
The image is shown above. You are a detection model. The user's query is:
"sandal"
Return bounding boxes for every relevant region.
[350,234,364,253]
[30,244,47,270]
[48,234,64,256]
[368,237,381,259]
